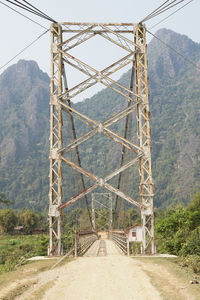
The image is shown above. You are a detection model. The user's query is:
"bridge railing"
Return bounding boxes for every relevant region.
[109,230,129,256]
[75,230,98,256]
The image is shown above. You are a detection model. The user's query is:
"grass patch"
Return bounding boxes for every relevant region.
[0,255,73,300]
[0,234,49,274]
[0,259,57,299]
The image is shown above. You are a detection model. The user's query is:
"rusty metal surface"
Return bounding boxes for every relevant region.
[49,22,154,256]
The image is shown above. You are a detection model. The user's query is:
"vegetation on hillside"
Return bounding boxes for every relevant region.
[0,29,200,210]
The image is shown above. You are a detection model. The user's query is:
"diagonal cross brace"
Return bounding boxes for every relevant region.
[58,101,142,154]
[58,155,144,210]
[60,51,141,102]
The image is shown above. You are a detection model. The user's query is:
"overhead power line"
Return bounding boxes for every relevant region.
[146,29,200,72]
[149,0,194,29]
[0,0,48,29]
[0,29,49,71]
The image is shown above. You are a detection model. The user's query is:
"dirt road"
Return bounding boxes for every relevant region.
[41,240,161,300]
[10,240,198,300]
[42,256,162,300]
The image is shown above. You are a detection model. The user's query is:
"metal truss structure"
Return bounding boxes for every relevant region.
[49,22,154,255]
[91,193,112,232]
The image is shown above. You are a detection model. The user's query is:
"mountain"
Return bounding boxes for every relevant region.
[0,60,50,210]
[0,28,200,210]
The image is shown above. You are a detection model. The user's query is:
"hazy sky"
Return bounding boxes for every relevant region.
[0,0,199,100]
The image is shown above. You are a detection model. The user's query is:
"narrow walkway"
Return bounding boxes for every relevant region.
[84,239,124,257]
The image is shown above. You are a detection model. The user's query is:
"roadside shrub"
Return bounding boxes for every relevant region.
[129,242,142,255]
[179,255,200,274]
[35,235,49,256]
[180,227,200,256]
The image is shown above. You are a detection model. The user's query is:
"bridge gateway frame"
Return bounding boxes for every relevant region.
[91,192,113,232]
[49,22,154,255]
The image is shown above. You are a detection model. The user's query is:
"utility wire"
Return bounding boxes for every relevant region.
[0,1,48,29]
[0,29,49,71]
[149,0,194,29]
[147,29,200,72]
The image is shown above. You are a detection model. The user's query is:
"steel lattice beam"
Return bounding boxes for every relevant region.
[49,22,155,255]
[135,25,154,254]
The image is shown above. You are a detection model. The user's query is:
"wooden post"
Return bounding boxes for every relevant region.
[75,231,78,257]
[127,235,130,256]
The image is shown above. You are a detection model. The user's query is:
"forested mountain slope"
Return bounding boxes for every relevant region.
[0,28,200,210]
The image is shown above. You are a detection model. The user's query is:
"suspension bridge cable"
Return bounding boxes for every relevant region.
[5,0,52,20]
[141,0,185,22]
[141,0,172,22]
[146,0,188,21]
[113,64,135,226]
[62,67,94,231]
[4,0,55,22]
[143,0,185,22]
[149,0,194,29]
[0,1,48,29]
[13,0,53,20]
[21,0,55,22]
[143,0,184,21]
[146,29,200,72]
[0,29,49,71]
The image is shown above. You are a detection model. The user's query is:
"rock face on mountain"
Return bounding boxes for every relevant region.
[0,60,50,210]
[0,29,200,210]
[0,60,49,165]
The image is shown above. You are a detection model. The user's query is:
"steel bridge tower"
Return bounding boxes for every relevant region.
[48,22,154,255]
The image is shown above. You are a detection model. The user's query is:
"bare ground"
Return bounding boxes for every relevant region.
[42,256,162,300]
[1,241,199,300]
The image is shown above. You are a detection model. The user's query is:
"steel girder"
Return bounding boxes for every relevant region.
[49,22,154,255]
[135,25,154,254]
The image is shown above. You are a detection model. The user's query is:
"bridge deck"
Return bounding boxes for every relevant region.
[84,239,124,257]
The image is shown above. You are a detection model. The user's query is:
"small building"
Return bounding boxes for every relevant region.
[14,225,24,232]
[125,224,143,242]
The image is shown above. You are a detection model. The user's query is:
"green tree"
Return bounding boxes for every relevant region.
[0,193,12,206]
[18,209,39,234]
[0,209,17,233]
